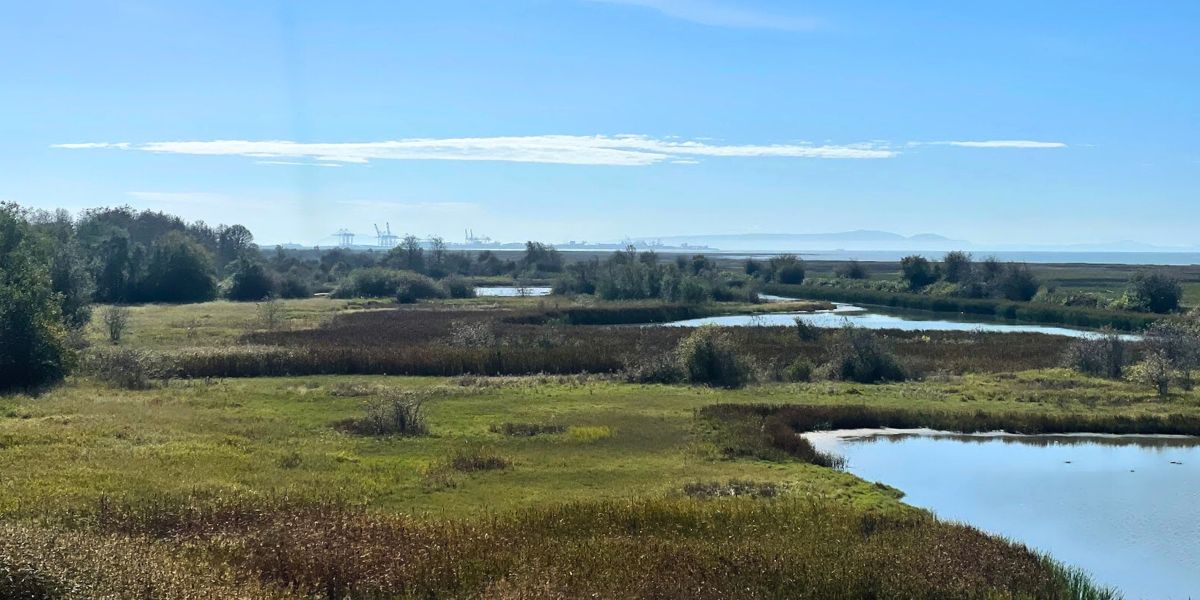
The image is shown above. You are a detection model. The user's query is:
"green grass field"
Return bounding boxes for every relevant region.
[3,370,1196,520]
[10,295,1195,598]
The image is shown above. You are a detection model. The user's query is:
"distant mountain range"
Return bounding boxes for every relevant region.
[639,230,967,252]
[633,231,1198,254]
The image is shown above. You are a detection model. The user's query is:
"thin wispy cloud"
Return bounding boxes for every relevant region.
[587,0,822,31]
[54,142,130,149]
[55,135,897,166]
[255,160,344,168]
[921,140,1068,149]
[335,200,481,214]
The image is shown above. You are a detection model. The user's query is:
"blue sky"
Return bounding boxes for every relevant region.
[3,0,1198,247]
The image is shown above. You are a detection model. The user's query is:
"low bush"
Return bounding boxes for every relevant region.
[781,357,814,382]
[675,326,753,389]
[337,391,429,436]
[81,347,164,390]
[332,267,410,298]
[448,447,512,472]
[793,317,821,341]
[489,422,565,437]
[394,272,446,304]
[1126,350,1174,398]
[440,276,476,299]
[622,352,684,384]
[1063,330,1127,379]
[819,326,906,383]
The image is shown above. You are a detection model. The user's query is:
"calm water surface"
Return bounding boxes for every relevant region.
[473,286,552,297]
[806,429,1200,599]
[661,300,1139,339]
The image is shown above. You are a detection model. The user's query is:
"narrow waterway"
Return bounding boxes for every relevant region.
[660,300,1140,340]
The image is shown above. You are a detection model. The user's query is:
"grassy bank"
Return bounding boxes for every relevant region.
[702,402,1200,466]
[765,283,1160,331]
[0,372,1160,598]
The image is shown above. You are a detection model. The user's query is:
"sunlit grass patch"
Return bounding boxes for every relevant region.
[567,425,614,442]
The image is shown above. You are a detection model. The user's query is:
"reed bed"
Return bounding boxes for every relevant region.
[5,494,1119,600]
[136,305,1075,379]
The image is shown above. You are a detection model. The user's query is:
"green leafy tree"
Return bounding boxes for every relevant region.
[0,204,71,390]
[997,264,1040,301]
[899,255,938,290]
[216,224,255,271]
[767,254,805,284]
[32,209,93,329]
[1128,271,1182,314]
[941,251,973,283]
[224,257,276,301]
[142,231,218,303]
[93,232,132,302]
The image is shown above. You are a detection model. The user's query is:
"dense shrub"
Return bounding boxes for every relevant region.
[141,231,218,303]
[1127,271,1183,314]
[675,326,752,389]
[224,258,276,301]
[998,264,1040,302]
[900,255,938,290]
[277,275,312,299]
[395,272,446,304]
[440,276,476,299]
[767,255,806,285]
[781,357,814,382]
[1063,331,1127,379]
[332,267,409,298]
[678,277,708,304]
[0,204,71,391]
[82,347,164,390]
[819,326,906,383]
[941,251,973,283]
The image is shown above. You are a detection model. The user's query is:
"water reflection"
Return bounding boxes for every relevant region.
[473,286,552,297]
[806,428,1200,598]
[659,302,1141,340]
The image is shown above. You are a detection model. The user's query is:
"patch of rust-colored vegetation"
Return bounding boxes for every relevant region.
[3,494,1119,600]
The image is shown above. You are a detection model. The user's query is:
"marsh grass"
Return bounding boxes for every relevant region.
[681,479,781,499]
[703,403,1200,468]
[448,446,512,472]
[489,422,566,436]
[4,494,1120,600]
[112,300,1078,380]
